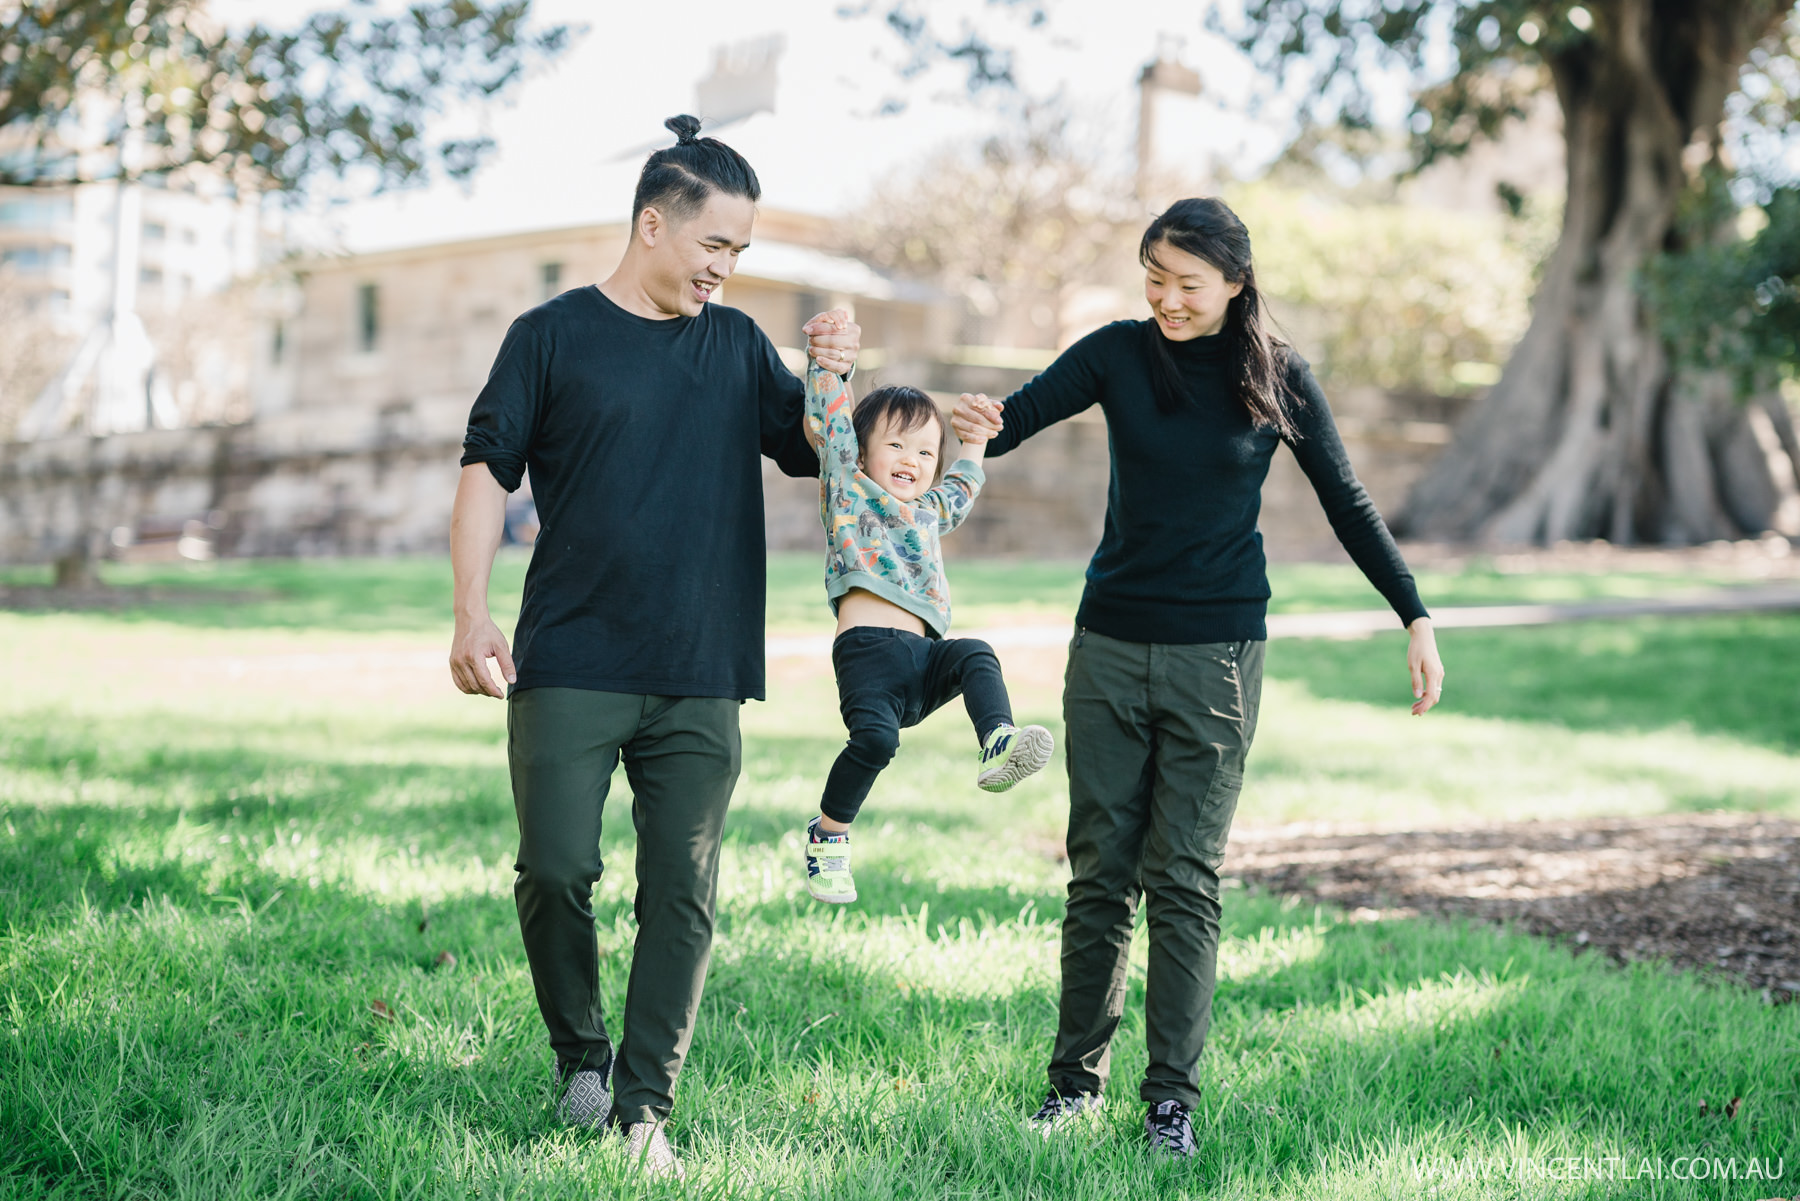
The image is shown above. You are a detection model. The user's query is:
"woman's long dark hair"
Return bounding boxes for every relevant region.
[1140,197,1300,440]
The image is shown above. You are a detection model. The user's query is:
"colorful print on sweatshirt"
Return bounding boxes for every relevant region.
[806,361,983,637]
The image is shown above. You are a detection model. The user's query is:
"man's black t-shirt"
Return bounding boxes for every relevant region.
[461,286,816,701]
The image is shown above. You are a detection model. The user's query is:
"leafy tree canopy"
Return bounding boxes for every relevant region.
[1216,2,1797,177]
[0,0,571,193]
[1218,0,1800,386]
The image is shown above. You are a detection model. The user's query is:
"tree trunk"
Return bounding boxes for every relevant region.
[1402,0,1797,545]
[52,435,106,592]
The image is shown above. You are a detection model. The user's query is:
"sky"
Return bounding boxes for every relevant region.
[240,0,1291,254]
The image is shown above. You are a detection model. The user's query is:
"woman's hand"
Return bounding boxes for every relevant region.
[804,309,860,374]
[952,392,1004,444]
[1408,617,1444,715]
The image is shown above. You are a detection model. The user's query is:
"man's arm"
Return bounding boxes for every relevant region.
[448,464,516,699]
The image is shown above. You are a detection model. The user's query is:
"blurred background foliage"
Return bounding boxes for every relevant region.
[1227,180,1559,395]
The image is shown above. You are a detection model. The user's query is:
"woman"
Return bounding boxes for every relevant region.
[952,197,1445,1157]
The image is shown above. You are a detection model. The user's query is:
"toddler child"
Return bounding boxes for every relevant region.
[802,337,1053,904]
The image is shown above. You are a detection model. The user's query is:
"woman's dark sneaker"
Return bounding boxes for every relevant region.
[1029,1089,1103,1135]
[1144,1099,1196,1156]
[554,1064,612,1128]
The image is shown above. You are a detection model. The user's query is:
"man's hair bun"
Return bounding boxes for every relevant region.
[633,115,759,225]
[664,114,703,144]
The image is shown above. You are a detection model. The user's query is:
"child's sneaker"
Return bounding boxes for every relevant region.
[805,817,856,903]
[977,723,1054,792]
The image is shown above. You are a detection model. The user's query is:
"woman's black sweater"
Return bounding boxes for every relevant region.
[984,320,1428,643]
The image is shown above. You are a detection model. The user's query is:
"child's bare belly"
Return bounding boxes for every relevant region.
[835,587,928,637]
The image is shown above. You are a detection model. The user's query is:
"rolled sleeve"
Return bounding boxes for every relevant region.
[461,318,546,493]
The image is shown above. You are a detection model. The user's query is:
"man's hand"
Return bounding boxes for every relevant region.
[449,463,513,699]
[804,309,860,374]
[952,392,1005,445]
[450,612,516,698]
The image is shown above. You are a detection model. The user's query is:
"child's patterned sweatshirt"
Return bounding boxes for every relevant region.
[805,361,984,637]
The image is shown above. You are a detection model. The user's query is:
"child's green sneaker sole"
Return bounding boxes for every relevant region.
[977,724,1055,792]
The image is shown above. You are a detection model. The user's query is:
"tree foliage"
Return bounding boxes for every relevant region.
[1653,180,1800,391]
[1238,181,1555,394]
[1218,2,1793,170]
[839,106,1141,344]
[837,0,1052,113]
[0,0,571,192]
[1218,1,1800,381]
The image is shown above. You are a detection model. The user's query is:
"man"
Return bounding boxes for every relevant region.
[448,114,858,1179]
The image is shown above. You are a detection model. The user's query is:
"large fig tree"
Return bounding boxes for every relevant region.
[1227,0,1800,543]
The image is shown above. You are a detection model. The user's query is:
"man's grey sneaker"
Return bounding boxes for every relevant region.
[623,1120,685,1180]
[1029,1089,1103,1135]
[977,723,1055,793]
[1145,1099,1197,1157]
[554,1066,612,1129]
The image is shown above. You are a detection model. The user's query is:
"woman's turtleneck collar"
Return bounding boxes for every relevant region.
[1152,323,1230,362]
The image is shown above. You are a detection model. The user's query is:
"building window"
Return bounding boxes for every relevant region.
[143,221,166,240]
[0,244,70,273]
[357,282,379,352]
[0,196,73,226]
[540,261,563,302]
[140,266,163,286]
[271,320,286,365]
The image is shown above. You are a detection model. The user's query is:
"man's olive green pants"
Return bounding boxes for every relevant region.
[508,687,741,1126]
[1048,629,1264,1110]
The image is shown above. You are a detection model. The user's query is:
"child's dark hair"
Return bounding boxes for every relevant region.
[632,114,761,225]
[853,385,948,484]
[1140,197,1300,440]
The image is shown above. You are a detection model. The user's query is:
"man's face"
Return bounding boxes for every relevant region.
[639,191,756,317]
[860,410,941,503]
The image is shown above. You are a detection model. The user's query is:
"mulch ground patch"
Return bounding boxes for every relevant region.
[1227,812,1800,1003]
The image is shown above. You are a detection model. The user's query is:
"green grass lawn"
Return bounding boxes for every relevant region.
[2,557,1797,1198]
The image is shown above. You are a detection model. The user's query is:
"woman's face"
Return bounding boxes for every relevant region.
[1143,239,1244,341]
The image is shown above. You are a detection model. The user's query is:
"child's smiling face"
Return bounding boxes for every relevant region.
[860,410,941,502]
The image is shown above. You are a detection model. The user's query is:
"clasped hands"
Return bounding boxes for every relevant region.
[952,391,1004,447]
[803,310,861,374]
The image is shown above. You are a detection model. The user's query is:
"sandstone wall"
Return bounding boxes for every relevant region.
[2,387,1453,566]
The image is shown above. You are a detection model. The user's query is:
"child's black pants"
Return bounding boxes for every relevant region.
[822,626,1013,823]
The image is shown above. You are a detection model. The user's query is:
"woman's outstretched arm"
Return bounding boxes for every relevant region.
[955,324,1116,455]
[1283,354,1444,714]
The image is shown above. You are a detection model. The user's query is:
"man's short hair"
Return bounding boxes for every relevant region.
[632,114,761,225]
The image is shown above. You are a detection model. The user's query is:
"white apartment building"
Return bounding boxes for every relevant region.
[0,175,257,329]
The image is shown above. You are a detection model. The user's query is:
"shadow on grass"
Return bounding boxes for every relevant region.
[4,759,1794,1200]
[6,686,1795,1196]
[687,888,1796,1198]
[1267,613,1800,753]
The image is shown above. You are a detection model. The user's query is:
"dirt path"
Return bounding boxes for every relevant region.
[766,583,1800,656]
[1227,812,1800,1002]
